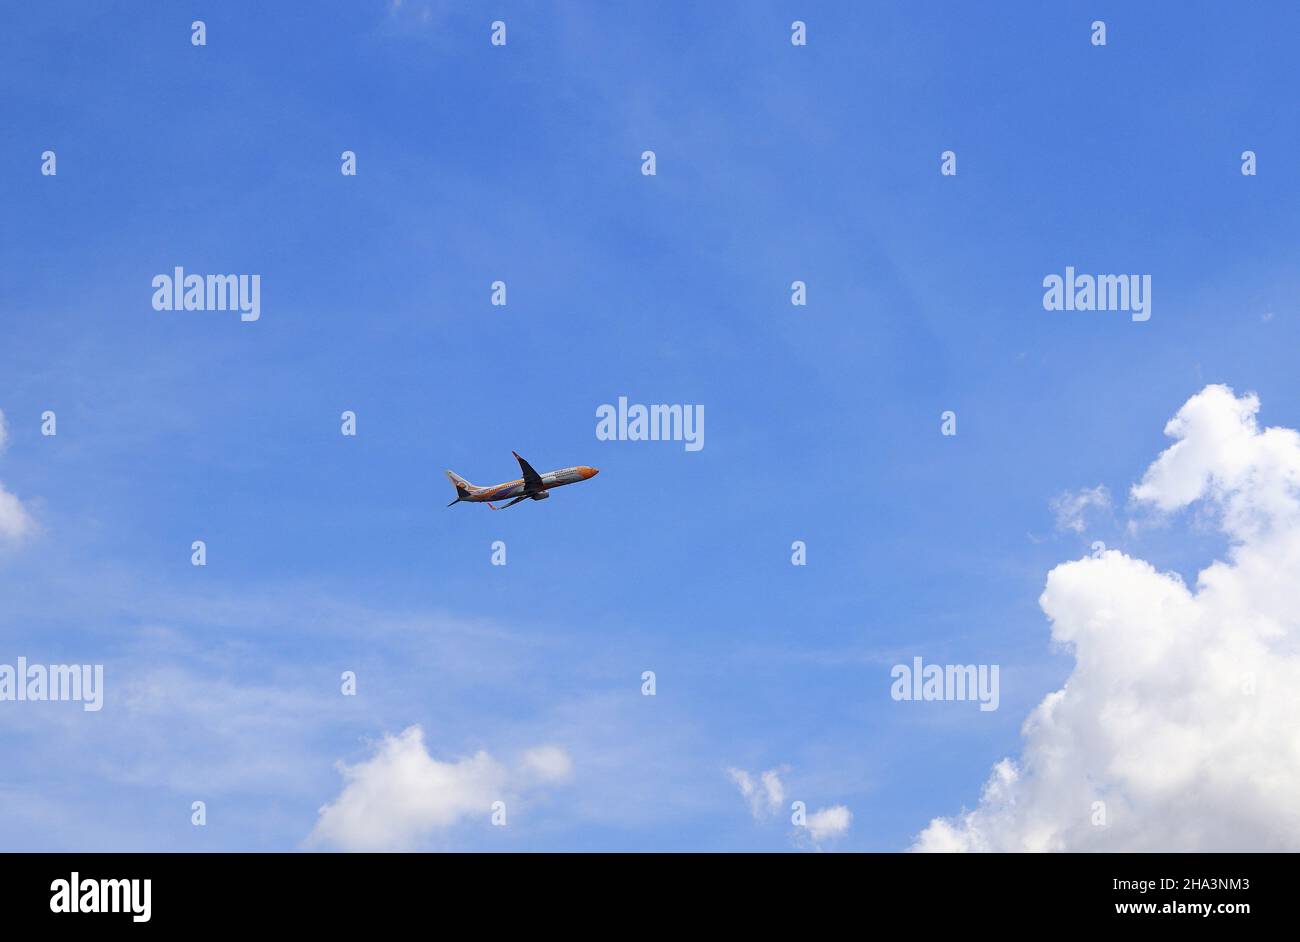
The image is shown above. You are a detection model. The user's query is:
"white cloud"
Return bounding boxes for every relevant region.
[806,804,852,842]
[727,765,786,819]
[521,745,574,784]
[309,725,573,851]
[0,486,35,543]
[728,765,851,848]
[0,410,36,544]
[1050,485,1111,533]
[914,385,1300,852]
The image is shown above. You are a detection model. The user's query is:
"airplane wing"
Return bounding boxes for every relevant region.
[513,451,545,493]
[490,495,531,510]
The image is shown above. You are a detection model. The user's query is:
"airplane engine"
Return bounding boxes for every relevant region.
[531,491,550,500]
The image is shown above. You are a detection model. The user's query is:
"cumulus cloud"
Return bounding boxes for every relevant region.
[1050,485,1111,533]
[0,410,36,544]
[727,766,786,819]
[309,725,573,851]
[914,385,1300,851]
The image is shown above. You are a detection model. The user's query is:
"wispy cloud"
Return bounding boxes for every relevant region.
[1050,484,1111,534]
[728,765,852,849]
[727,765,787,820]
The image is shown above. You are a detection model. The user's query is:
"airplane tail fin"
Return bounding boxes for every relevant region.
[445,470,474,506]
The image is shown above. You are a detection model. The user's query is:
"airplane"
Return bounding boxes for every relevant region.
[445,452,599,509]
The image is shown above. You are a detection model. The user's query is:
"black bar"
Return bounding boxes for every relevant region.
[0,852,1287,929]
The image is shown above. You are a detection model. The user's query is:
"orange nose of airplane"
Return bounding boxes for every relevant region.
[579,466,599,479]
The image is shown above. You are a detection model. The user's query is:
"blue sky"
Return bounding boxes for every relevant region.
[1,1,1298,851]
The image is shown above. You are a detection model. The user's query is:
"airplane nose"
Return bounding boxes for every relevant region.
[580,467,599,479]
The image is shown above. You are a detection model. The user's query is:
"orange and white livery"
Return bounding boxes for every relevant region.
[446,451,599,509]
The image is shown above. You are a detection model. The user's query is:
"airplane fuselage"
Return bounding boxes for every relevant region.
[446,453,598,509]
[463,466,597,503]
